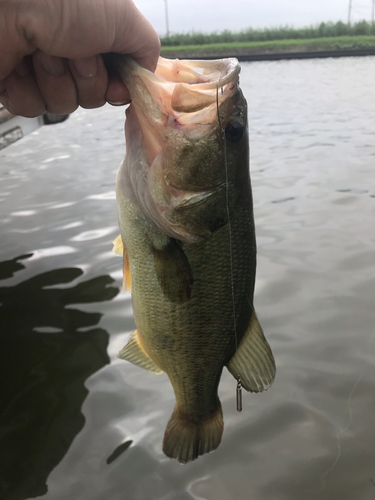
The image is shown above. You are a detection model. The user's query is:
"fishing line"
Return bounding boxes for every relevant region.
[316,332,374,493]
[216,80,242,412]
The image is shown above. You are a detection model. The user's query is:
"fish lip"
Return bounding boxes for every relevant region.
[122,56,240,91]
[154,56,241,90]
[112,55,241,118]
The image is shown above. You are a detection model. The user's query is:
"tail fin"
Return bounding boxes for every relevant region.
[162,403,223,463]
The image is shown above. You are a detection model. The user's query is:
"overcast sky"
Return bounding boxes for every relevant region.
[134,0,373,36]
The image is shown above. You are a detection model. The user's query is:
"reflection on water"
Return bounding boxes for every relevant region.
[106,440,133,465]
[0,254,118,500]
[1,56,375,500]
[0,254,33,280]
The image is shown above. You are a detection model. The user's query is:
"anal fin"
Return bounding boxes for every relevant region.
[118,330,163,374]
[226,311,276,392]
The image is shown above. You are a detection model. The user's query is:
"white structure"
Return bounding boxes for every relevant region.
[0,106,44,150]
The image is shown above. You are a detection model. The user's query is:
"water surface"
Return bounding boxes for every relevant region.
[1,56,375,500]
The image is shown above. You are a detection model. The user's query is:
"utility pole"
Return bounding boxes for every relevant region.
[372,0,375,24]
[163,0,170,37]
[348,0,352,25]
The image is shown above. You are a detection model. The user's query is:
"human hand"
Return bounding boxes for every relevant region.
[0,0,160,117]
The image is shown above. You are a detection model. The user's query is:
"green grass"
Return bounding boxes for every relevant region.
[160,35,375,54]
[160,21,375,47]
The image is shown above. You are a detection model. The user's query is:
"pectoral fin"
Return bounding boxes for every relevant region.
[153,238,193,303]
[226,312,276,392]
[112,234,131,291]
[118,330,163,374]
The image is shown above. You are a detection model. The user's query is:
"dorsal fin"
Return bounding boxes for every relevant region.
[112,234,123,256]
[122,250,131,291]
[112,234,131,291]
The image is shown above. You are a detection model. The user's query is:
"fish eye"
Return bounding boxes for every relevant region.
[224,120,244,143]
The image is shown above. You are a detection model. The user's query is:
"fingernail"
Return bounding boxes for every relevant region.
[108,99,131,106]
[73,56,98,78]
[40,55,66,77]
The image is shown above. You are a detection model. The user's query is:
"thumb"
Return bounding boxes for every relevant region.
[110,3,161,73]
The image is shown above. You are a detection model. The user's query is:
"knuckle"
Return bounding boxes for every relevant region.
[46,101,78,115]
[78,98,105,110]
[74,77,107,109]
[12,103,46,118]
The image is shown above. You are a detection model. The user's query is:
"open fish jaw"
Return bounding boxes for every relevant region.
[120,56,240,119]
[113,55,241,149]
[114,56,243,243]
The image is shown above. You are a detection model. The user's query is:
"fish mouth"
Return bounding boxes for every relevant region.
[112,56,241,158]
[121,55,240,114]
[112,55,243,243]
[152,56,240,114]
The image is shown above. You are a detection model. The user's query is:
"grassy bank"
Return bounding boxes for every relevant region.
[160,35,375,59]
[160,21,375,46]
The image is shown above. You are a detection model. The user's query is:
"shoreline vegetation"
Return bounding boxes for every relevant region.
[160,21,375,59]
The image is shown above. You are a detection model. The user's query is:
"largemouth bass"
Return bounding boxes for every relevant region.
[110,55,276,463]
